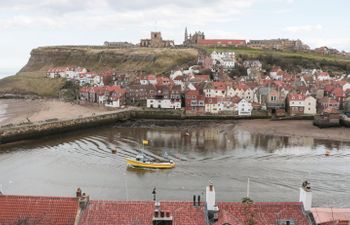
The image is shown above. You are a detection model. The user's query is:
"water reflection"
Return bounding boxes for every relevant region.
[0,120,350,207]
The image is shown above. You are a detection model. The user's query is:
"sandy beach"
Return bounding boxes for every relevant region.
[0,99,113,126]
[237,119,350,142]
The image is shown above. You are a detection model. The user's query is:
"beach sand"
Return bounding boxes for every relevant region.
[0,99,111,126]
[236,119,350,142]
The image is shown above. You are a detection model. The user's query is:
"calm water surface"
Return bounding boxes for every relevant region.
[0,115,350,207]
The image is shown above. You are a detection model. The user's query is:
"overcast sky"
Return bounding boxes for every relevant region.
[1,0,350,74]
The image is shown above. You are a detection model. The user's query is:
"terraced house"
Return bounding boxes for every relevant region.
[2,182,343,225]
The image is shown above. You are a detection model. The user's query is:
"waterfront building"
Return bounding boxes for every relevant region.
[287,93,306,115]
[304,96,317,115]
[185,89,205,114]
[237,99,253,116]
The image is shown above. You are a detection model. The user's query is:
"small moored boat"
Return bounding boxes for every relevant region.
[127,154,175,169]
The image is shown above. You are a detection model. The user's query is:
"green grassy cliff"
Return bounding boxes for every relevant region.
[0,46,199,97]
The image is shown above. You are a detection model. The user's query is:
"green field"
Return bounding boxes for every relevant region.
[0,72,66,97]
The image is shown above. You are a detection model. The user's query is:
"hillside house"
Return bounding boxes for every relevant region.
[204,82,227,98]
[140,74,157,85]
[317,72,331,81]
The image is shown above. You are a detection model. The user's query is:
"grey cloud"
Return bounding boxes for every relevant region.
[0,0,252,15]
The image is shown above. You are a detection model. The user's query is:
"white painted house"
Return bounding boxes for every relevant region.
[317,72,331,81]
[210,51,235,69]
[147,99,181,109]
[237,99,252,116]
[342,82,350,92]
[105,98,121,108]
[304,96,317,115]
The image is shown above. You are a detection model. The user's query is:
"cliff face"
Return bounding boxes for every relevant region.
[0,46,198,97]
[21,46,198,73]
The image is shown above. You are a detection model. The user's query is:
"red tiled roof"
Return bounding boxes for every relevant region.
[324,107,339,114]
[0,195,79,225]
[80,201,206,225]
[193,75,210,82]
[205,97,218,104]
[213,81,227,91]
[198,39,246,46]
[319,71,329,77]
[332,87,344,97]
[214,202,310,225]
[288,93,305,101]
[105,85,126,95]
[312,208,350,224]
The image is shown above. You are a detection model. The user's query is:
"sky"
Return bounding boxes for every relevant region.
[1,0,350,74]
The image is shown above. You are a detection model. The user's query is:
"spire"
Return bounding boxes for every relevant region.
[184,27,188,42]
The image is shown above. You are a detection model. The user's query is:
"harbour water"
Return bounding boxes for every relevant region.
[0,118,350,207]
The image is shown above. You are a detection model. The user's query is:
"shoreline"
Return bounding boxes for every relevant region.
[236,119,350,143]
[1,99,350,144]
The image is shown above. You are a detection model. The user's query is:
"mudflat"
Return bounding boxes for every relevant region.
[237,119,350,142]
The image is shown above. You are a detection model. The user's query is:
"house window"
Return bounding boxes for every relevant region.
[192,95,196,99]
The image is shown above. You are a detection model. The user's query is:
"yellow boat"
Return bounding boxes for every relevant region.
[127,154,175,169]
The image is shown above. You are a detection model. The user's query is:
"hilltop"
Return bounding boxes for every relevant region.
[0,46,198,97]
[205,47,350,74]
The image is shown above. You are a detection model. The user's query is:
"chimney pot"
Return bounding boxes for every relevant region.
[76,188,82,198]
[193,195,196,206]
[209,181,213,192]
[197,195,201,206]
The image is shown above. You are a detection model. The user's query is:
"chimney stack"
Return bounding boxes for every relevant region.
[299,181,312,211]
[153,201,173,225]
[206,181,219,221]
[76,187,82,198]
[76,188,90,210]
